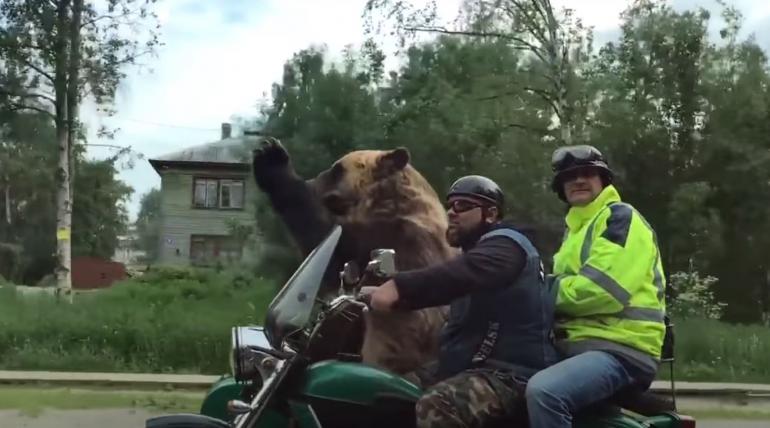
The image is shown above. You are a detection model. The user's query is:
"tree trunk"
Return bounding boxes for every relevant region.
[539,0,572,145]
[4,184,10,225]
[54,0,72,298]
[560,120,572,145]
[54,117,71,297]
[67,0,82,234]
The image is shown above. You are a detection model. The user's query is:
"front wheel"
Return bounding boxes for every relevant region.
[146,413,231,428]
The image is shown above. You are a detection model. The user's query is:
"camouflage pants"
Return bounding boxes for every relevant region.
[413,368,526,428]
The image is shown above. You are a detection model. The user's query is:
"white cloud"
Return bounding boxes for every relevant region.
[80,0,769,221]
[82,0,382,220]
[553,0,627,31]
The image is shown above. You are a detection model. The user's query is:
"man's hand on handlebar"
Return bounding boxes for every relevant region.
[359,279,400,312]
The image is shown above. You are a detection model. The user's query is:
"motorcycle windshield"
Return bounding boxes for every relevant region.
[264,225,342,350]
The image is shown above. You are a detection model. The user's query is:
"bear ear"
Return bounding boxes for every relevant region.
[379,147,410,173]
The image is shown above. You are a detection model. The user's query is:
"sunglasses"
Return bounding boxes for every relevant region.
[551,145,604,171]
[446,200,484,213]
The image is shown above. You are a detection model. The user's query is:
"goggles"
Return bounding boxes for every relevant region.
[551,145,605,171]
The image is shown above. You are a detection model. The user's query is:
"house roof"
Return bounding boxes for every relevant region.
[149,136,260,173]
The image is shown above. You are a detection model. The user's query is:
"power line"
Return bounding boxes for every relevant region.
[98,116,222,131]
[85,143,129,149]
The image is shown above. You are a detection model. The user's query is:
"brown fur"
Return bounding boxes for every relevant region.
[312,148,456,373]
[314,149,449,244]
[251,140,456,374]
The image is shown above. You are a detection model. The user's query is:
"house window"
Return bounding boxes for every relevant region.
[193,177,244,209]
[220,179,244,209]
[190,235,242,266]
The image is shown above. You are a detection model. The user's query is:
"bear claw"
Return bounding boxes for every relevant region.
[253,137,290,169]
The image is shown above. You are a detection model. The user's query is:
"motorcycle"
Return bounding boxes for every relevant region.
[146,225,696,428]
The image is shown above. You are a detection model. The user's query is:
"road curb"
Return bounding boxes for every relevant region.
[2,371,770,396]
[650,381,770,397]
[0,370,222,390]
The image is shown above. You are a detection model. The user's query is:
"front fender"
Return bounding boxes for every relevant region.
[198,375,289,427]
[200,375,244,422]
[146,413,230,428]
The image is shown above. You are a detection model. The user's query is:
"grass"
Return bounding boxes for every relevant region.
[0,385,203,417]
[0,266,276,374]
[2,266,770,384]
[658,318,770,383]
[679,408,770,420]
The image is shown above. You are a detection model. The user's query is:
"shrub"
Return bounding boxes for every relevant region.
[667,270,726,320]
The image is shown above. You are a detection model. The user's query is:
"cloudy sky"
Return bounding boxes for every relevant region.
[80,0,770,221]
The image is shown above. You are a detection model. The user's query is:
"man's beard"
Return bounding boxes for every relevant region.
[446,221,489,250]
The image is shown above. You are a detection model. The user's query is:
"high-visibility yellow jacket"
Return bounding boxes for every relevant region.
[552,185,666,359]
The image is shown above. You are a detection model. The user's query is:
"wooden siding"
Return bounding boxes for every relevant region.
[157,166,258,266]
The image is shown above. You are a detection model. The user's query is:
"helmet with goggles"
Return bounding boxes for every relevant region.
[550,145,614,201]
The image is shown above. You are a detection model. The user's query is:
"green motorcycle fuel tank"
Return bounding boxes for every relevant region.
[147,225,695,428]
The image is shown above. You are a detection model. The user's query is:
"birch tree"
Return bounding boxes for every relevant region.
[0,0,160,296]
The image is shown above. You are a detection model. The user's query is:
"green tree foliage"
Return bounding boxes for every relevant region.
[0,112,132,283]
[586,0,770,322]
[253,45,387,280]
[71,159,132,259]
[261,45,386,175]
[244,0,770,323]
[0,0,161,292]
[0,112,58,283]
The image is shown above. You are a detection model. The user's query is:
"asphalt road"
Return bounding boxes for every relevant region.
[1,410,768,428]
[0,409,155,428]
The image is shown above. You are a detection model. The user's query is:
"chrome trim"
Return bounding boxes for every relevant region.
[233,357,288,428]
[227,399,251,415]
[235,343,297,428]
[231,326,285,382]
[328,295,369,312]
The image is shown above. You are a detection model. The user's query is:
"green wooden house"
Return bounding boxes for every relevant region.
[148,123,259,266]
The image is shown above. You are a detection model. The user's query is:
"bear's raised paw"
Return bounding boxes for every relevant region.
[253,137,290,171]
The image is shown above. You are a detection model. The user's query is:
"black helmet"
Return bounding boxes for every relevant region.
[447,175,505,213]
[550,145,614,200]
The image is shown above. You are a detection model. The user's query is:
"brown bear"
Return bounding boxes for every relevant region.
[252,137,455,374]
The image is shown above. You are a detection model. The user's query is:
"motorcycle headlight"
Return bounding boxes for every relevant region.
[230,326,279,382]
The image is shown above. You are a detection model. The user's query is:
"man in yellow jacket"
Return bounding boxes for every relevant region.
[525,145,666,428]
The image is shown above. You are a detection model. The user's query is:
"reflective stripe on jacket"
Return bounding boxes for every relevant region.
[552,185,666,358]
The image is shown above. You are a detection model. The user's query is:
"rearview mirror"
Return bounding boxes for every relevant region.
[340,261,360,286]
[368,249,396,277]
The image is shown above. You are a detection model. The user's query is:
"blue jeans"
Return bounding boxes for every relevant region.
[525,350,633,428]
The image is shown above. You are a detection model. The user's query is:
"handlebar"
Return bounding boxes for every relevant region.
[327,294,371,313]
[356,292,372,309]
